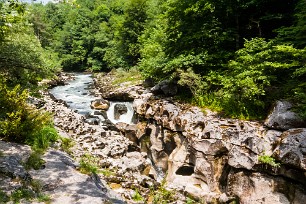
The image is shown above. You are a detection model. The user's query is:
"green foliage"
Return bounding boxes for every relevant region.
[79,154,99,174]
[218,38,306,118]
[120,0,148,66]
[177,38,306,119]
[18,0,306,120]
[0,80,37,140]
[0,77,58,151]
[100,168,115,177]
[132,189,144,202]
[0,9,61,86]
[277,0,306,48]
[5,179,50,204]
[30,125,59,152]
[60,137,75,155]
[11,188,35,203]
[0,0,26,41]
[24,152,46,170]
[0,190,10,203]
[186,197,197,204]
[258,155,281,168]
[151,179,175,204]
[111,67,143,86]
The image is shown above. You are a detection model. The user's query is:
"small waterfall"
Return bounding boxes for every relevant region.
[106,101,134,124]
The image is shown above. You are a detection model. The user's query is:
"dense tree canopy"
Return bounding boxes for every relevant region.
[1,0,305,119]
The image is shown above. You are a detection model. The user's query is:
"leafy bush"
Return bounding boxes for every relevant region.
[177,38,306,119]
[30,126,59,152]
[0,77,58,151]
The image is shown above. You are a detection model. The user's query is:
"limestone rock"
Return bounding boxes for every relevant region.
[227,171,305,204]
[151,80,178,96]
[114,104,128,120]
[265,100,305,130]
[0,156,31,180]
[273,128,306,171]
[91,98,110,110]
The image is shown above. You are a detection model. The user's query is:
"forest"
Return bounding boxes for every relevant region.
[0,0,306,146]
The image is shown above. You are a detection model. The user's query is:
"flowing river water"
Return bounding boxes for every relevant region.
[49,73,134,124]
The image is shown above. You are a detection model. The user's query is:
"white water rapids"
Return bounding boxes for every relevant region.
[49,73,134,124]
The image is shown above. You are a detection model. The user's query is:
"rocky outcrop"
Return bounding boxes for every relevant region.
[91,98,110,110]
[94,73,145,101]
[40,72,75,88]
[151,80,178,96]
[132,93,306,203]
[33,72,306,203]
[0,140,125,204]
[227,171,306,204]
[41,91,162,203]
[114,104,128,120]
[273,128,306,171]
[265,100,305,130]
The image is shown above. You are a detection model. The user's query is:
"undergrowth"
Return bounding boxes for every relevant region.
[0,180,51,204]
[150,179,175,204]
[0,77,59,152]
[24,152,46,170]
[258,154,281,167]
[111,67,143,86]
[132,188,144,202]
[79,154,100,174]
[60,137,75,155]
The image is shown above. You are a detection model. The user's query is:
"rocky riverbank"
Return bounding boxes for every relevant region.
[94,72,306,203]
[1,72,305,204]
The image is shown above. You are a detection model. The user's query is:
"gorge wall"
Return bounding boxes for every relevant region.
[93,73,306,203]
[120,91,306,203]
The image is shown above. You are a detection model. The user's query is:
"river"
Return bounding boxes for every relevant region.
[49,73,134,124]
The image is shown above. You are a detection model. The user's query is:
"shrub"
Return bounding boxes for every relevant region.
[0,77,58,151]
[30,125,59,152]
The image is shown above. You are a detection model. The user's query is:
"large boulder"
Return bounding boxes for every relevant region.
[91,98,110,110]
[116,123,138,144]
[227,171,306,204]
[114,104,128,120]
[265,100,305,130]
[273,128,306,171]
[151,80,178,96]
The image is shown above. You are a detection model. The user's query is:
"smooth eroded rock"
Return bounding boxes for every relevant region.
[91,98,110,110]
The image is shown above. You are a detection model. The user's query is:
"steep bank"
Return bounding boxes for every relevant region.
[95,72,306,203]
